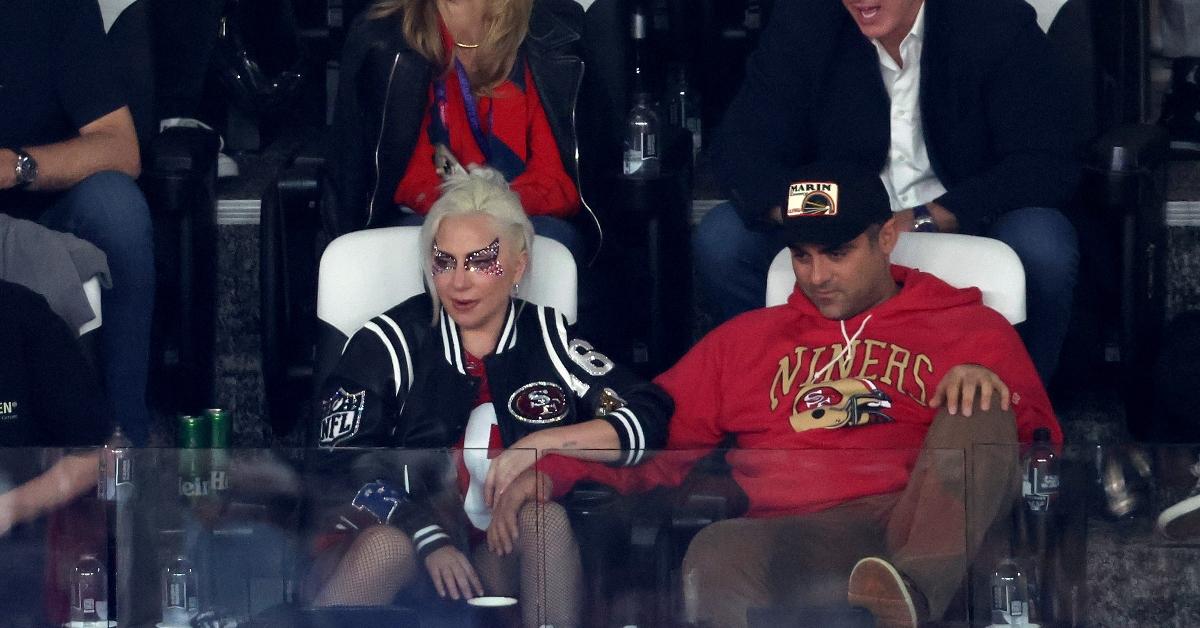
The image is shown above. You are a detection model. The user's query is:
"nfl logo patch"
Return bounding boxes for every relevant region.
[320,388,366,445]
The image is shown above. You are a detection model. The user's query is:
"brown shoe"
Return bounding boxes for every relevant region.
[847,557,929,628]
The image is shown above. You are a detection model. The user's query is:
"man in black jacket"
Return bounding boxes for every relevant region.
[697,0,1080,381]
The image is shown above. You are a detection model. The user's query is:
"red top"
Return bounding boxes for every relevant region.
[394,21,580,217]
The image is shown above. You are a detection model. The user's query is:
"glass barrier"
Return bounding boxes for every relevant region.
[5,443,1196,627]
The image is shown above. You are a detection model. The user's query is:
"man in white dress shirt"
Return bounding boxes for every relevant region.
[696,0,1080,382]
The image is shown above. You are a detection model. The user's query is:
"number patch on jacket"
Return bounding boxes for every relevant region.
[567,339,614,376]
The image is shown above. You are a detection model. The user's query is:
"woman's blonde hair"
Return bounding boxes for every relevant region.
[370,0,533,94]
[419,166,535,321]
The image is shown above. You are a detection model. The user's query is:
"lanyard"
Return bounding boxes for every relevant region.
[434,58,493,163]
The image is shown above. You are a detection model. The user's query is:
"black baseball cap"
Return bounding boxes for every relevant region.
[776,162,893,247]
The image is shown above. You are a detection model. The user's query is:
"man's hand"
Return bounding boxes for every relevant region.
[486,469,551,556]
[484,439,542,509]
[423,546,483,600]
[0,149,17,190]
[930,364,1010,417]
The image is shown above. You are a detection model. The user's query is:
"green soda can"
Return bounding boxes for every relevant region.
[178,414,209,449]
[205,409,230,492]
[206,409,229,448]
[177,414,208,497]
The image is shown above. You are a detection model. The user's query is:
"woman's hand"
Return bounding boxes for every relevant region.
[484,435,543,508]
[423,546,484,600]
[486,469,552,556]
[930,364,1010,417]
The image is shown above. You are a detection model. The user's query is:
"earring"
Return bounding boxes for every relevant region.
[511,282,520,297]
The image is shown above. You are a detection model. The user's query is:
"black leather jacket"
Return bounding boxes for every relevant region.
[324,0,600,243]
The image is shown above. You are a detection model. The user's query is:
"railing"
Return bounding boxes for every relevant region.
[4,443,1159,627]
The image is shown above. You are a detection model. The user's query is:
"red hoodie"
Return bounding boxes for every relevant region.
[540,265,1059,518]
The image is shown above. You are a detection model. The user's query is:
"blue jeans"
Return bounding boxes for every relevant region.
[693,203,1078,381]
[397,213,584,264]
[38,171,155,445]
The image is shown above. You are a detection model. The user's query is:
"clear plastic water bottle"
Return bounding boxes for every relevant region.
[71,553,108,623]
[98,426,133,502]
[1022,427,1060,513]
[623,93,661,178]
[161,555,199,626]
[991,558,1029,626]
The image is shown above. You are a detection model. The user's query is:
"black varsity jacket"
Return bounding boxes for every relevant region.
[311,293,672,559]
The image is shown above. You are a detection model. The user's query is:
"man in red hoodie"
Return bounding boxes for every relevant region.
[494,163,1060,628]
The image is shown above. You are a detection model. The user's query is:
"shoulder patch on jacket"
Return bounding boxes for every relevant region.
[320,388,367,445]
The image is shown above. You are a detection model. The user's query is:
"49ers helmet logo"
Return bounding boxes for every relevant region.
[508,382,570,424]
[790,378,893,432]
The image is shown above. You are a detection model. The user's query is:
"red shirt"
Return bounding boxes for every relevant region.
[457,353,503,534]
[394,23,580,217]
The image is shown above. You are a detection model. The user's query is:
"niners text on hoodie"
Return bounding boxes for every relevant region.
[540,265,1060,518]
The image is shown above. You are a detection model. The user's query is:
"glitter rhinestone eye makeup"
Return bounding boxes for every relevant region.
[431,238,504,277]
[465,238,504,277]
[431,242,455,275]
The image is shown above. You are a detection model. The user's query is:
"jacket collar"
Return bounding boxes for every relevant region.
[437,299,520,374]
[526,3,581,53]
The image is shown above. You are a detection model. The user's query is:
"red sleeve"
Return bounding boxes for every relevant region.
[537,329,733,497]
[393,89,443,215]
[972,315,1061,446]
[509,66,580,218]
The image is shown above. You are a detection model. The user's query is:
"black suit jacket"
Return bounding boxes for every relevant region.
[713,0,1081,234]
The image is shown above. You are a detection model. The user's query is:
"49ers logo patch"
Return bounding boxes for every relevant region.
[508,382,570,424]
[320,388,366,445]
[786,181,839,217]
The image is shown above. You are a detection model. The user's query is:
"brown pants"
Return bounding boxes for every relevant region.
[681,402,1021,628]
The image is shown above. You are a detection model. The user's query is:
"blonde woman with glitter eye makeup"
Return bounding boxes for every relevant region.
[308,168,673,627]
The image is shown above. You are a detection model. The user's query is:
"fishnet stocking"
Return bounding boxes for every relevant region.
[474,502,582,627]
[311,525,419,606]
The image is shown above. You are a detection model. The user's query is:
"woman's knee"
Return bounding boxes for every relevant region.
[351,524,417,565]
[517,501,571,536]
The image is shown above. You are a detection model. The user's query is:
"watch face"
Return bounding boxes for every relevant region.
[15,152,36,184]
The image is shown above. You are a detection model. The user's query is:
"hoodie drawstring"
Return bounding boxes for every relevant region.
[811,315,873,382]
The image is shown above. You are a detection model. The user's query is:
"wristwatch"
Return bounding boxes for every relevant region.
[912,204,938,233]
[9,147,37,189]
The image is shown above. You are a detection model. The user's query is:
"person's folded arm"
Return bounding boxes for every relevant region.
[1,107,140,192]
